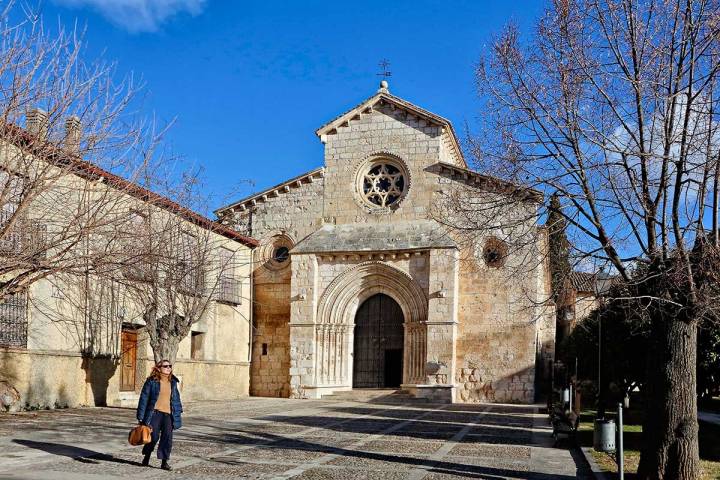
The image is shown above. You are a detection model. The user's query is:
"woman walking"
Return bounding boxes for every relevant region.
[136,359,183,470]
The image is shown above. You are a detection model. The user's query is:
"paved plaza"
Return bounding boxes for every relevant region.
[0,397,592,479]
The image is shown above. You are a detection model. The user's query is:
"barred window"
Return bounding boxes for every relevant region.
[177,231,204,294]
[0,172,44,259]
[0,170,24,219]
[121,210,152,281]
[0,291,28,348]
[217,247,241,304]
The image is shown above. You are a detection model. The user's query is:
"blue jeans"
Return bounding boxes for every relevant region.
[142,410,173,460]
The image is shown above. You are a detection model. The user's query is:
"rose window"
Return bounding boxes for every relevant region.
[361,163,406,207]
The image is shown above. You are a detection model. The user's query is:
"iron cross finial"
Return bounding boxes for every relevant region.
[377,59,392,79]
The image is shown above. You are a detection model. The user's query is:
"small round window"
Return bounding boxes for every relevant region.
[263,234,294,271]
[273,246,289,263]
[483,237,508,268]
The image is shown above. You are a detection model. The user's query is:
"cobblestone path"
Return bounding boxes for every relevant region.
[0,398,592,479]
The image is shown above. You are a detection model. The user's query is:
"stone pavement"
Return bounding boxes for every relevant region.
[0,397,593,479]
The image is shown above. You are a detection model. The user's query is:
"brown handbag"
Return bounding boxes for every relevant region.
[128,424,153,446]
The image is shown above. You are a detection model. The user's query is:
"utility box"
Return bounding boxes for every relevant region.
[593,419,616,452]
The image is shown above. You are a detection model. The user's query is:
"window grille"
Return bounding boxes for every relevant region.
[121,211,152,281]
[217,248,240,304]
[0,291,28,348]
[0,211,46,259]
[176,231,204,295]
[217,276,241,304]
[359,161,407,208]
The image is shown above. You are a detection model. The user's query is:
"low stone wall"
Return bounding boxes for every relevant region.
[170,358,250,402]
[0,348,250,411]
[0,348,89,410]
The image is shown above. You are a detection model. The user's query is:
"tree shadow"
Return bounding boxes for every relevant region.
[81,356,120,407]
[699,420,720,462]
[206,429,584,480]
[11,439,141,466]
[176,404,592,479]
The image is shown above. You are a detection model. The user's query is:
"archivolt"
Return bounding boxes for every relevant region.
[317,261,428,325]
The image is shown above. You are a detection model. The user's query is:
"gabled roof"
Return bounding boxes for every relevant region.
[570,271,618,295]
[315,85,467,168]
[1,122,258,248]
[214,167,324,216]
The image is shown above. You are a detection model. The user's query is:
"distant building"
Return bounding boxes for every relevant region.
[556,271,616,341]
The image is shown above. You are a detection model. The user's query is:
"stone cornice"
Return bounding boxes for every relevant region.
[429,162,544,203]
[215,167,325,216]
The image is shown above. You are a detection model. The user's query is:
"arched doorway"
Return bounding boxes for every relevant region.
[353,293,404,388]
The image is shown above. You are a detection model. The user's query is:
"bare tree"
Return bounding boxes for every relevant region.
[116,176,249,364]
[0,1,164,308]
[0,2,189,407]
[441,0,720,477]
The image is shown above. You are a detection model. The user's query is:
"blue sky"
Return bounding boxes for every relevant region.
[41,0,545,211]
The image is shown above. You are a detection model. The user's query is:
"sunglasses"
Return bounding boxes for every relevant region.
[160,364,172,368]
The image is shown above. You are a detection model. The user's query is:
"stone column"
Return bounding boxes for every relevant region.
[418,248,459,403]
[288,254,319,398]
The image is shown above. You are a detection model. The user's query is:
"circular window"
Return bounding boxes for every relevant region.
[483,237,508,268]
[273,246,289,263]
[262,233,294,271]
[355,156,410,211]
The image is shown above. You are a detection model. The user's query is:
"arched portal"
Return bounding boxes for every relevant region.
[311,261,428,390]
[353,293,404,388]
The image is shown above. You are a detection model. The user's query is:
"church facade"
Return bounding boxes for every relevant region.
[216,82,555,403]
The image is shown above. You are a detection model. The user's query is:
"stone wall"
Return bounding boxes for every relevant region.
[0,348,250,411]
[251,282,291,397]
[436,185,553,403]
[322,103,442,225]
[228,173,324,244]
[225,176,324,397]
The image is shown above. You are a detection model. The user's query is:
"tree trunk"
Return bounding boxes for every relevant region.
[638,312,699,480]
[152,336,180,365]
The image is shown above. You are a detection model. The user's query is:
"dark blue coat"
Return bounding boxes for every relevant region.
[136,375,183,429]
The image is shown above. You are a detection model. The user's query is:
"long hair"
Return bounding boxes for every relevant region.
[147,359,171,381]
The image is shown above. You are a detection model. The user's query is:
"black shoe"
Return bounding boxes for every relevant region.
[141,453,150,467]
[161,460,172,471]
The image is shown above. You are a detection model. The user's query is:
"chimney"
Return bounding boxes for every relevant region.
[64,115,82,154]
[26,108,48,140]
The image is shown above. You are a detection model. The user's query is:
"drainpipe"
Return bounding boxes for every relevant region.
[248,248,253,364]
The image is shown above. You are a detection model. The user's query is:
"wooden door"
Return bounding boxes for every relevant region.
[353,293,404,388]
[120,330,137,391]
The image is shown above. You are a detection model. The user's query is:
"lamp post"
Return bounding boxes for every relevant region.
[595,270,611,418]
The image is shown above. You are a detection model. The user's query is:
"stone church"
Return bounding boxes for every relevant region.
[216,81,555,403]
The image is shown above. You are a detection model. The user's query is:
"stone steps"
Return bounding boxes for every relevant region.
[322,389,428,404]
[112,391,140,408]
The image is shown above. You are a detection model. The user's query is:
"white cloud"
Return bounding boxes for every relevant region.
[53,0,207,32]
